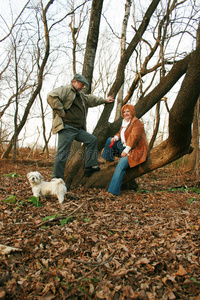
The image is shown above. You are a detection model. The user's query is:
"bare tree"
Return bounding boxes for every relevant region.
[69,0,89,75]
[114,0,132,121]
[39,93,49,158]
[1,0,53,159]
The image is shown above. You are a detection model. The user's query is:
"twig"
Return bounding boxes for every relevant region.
[70,250,116,282]
[71,249,116,267]
[36,197,94,228]
[73,266,99,282]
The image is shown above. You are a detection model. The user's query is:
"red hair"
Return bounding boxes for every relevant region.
[121,104,135,118]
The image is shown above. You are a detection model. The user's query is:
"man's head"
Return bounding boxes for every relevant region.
[71,74,89,92]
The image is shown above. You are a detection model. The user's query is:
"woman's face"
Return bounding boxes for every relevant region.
[122,109,132,121]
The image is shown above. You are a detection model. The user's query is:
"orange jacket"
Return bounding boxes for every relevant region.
[115,117,149,168]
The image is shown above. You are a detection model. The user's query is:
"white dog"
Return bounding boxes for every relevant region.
[27,172,67,204]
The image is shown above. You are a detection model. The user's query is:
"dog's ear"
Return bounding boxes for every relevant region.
[39,174,43,180]
[27,173,30,179]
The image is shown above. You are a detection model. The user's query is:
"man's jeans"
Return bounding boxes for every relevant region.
[102,137,130,195]
[53,124,98,179]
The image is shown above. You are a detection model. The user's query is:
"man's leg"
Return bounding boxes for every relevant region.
[75,129,101,176]
[53,125,79,179]
[76,129,99,168]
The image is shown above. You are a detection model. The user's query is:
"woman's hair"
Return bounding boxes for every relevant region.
[121,104,135,118]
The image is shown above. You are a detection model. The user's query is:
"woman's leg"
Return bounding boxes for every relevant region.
[108,156,130,196]
[102,138,124,161]
[101,138,114,161]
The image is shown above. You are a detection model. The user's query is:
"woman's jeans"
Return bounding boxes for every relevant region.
[102,137,124,161]
[102,138,130,195]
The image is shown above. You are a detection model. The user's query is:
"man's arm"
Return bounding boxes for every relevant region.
[47,87,66,117]
[82,93,115,107]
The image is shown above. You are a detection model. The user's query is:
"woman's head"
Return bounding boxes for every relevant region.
[121,104,135,121]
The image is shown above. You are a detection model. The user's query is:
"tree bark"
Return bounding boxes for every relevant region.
[185,98,199,173]
[185,22,200,174]
[149,102,161,150]
[82,0,104,94]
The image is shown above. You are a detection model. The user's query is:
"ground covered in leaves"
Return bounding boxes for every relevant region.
[0,158,199,300]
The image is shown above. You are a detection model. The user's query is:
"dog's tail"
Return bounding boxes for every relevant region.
[51,178,65,185]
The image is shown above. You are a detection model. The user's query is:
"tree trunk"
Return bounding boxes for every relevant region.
[185,98,199,173]
[185,22,200,174]
[149,102,161,150]
[39,93,49,158]
[114,0,132,121]
[82,0,104,95]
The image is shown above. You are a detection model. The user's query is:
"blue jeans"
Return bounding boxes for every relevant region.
[102,138,130,195]
[108,156,130,195]
[53,124,98,179]
[102,137,125,161]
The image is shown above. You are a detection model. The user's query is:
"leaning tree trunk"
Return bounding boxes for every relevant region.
[66,42,200,188]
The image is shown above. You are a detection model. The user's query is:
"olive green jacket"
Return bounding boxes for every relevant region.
[47,84,107,134]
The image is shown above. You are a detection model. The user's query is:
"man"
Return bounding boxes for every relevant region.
[47,73,114,179]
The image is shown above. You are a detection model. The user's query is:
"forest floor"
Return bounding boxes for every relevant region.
[0,154,200,300]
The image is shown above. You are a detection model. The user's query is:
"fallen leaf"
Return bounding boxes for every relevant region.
[176,265,187,276]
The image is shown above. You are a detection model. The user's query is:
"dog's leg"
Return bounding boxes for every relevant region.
[33,191,40,198]
[57,194,64,204]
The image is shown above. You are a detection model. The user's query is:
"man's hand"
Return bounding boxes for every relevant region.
[106,96,115,103]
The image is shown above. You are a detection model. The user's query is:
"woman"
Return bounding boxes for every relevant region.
[102,104,149,196]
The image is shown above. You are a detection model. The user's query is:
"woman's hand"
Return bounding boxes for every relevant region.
[121,151,127,157]
[111,137,116,143]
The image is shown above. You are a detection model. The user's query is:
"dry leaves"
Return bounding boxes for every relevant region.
[0,159,199,299]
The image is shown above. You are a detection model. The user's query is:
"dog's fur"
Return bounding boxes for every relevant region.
[27,172,67,204]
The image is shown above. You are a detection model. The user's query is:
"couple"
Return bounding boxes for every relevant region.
[47,74,149,196]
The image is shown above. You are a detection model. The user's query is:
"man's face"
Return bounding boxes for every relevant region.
[72,80,85,92]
